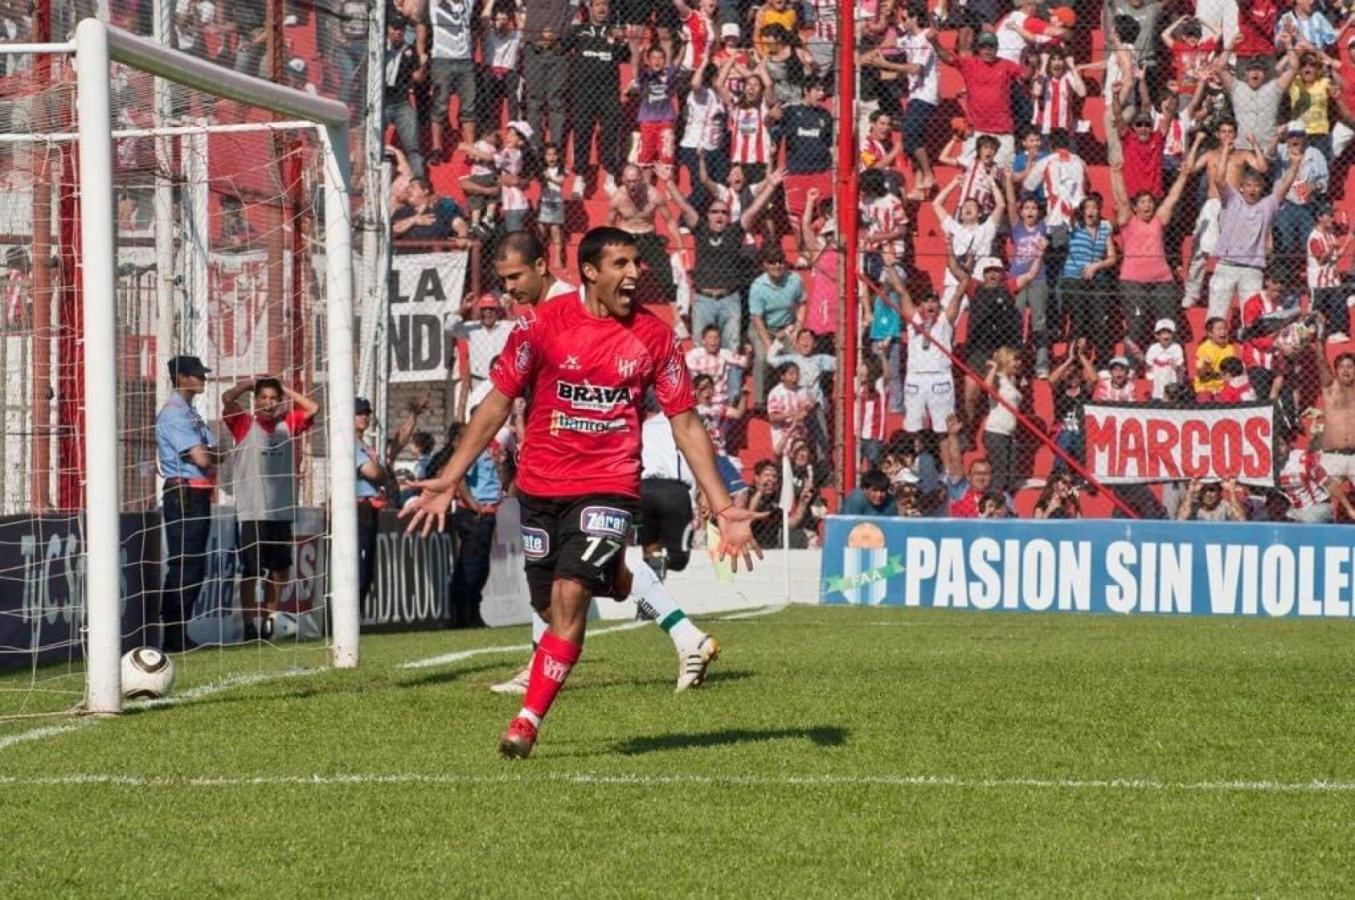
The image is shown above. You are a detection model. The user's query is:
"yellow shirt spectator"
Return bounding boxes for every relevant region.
[1194,338,1236,394]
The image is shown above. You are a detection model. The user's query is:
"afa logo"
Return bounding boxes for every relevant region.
[514,341,533,373]
[521,527,550,559]
[579,506,630,538]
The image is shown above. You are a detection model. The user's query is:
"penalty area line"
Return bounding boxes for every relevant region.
[2,771,1355,795]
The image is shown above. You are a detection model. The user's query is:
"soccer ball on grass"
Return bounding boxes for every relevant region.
[120,646,176,700]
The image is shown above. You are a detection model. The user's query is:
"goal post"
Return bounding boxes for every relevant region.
[18,17,361,714]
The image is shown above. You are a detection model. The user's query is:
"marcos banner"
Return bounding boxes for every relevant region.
[387,251,470,383]
[1083,402,1277,486]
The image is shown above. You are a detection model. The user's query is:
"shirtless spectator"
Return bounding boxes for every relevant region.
[609,164,680,300]
[1316,351,1355,496]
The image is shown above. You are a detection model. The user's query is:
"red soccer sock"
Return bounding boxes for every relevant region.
[519,632,582,726]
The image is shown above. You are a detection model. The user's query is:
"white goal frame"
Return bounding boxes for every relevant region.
[3,18,361,713]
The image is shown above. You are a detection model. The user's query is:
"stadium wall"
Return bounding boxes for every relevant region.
[821,517,1355,619]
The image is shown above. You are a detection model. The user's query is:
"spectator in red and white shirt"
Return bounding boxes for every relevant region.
[1030,49,1087,137]
[686,324,748,405]
[1276,426,1355,523]
[1214,357,1258,402]
[719,67,774,183]
[693,372,746,454]
[767,361,816,456]
[1308,204,1351,340]
[1022,129,1087,234]
[860,168,908,280]
[1082,351,1139,402]
[672,0,715,76]
[938,132,1005,220]
[1238,269,1285,394]
[856,354,889,469]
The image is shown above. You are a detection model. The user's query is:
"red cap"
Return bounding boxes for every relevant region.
[476,293,501,311]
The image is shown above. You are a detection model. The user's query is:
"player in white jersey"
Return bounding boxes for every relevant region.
[881,253,962,440]
[488,231,720,693]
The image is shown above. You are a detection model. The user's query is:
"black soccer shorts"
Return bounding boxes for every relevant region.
[237,520,294,579]
[518,493,638,611]
[639,478,693,572]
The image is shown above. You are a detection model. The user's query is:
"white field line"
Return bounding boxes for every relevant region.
[0,669,321,753]
[2,771,1354,795]
[398,620,648,670]
[714,604,788,621]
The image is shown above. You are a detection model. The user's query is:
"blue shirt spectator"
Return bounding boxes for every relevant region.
[841,471,894,516]
[355,440,381,499]
[749,268,805,332]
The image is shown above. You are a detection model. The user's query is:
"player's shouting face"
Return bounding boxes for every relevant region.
[583,243,640,318]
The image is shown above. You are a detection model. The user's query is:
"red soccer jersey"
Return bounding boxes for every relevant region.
[953,55,1025,135]
[490,291,696,499]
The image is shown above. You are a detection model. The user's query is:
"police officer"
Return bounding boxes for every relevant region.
[155,355,221,653]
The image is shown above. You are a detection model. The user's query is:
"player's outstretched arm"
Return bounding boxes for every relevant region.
[669,409,766,572]
[401,388,514,536]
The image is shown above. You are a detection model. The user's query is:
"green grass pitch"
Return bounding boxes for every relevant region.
[4,605,1355,897]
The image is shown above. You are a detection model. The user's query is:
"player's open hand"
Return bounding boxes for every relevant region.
[398,482,456,537]
[714,506,767,573]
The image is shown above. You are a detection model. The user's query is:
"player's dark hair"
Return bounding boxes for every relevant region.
[254,377,283,397]
[862,470,890,492]
[497,230,547,265]
[577,226,638,280]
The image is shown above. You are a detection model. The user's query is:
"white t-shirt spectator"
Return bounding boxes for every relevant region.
[680,86,726,152]
[984,374,1023,435]
[1024,152,1086,228]
[449,316,513,380]
[430,0,475,60]
[906,311,953,375]
[1144,342,1184,399]
[483,25,522,70]
[767,383,812,451]
[899,31,939,104]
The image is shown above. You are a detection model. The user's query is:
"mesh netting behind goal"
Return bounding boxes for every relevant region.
[0,22,358,723]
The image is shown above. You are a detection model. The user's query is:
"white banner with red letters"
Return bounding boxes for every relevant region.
[1082,403,1278,486]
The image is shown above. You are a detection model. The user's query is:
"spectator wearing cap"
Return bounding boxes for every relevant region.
[1108,135,1198,353]
[1214,51,1298,155]
[748,244,805,401]
[155,354,222,653]
[448,293,512,422]
[841,469,895,516]
[1084,352,1140,402]
[1273,124,1329,271]
[941,414,1011,517]
[1205,131,1304,322]
[953,255,1031,424]
[1137,318,1185,399]
[354,396,389,612]
[1112,101,1169,201]
[934,30,1027,169]
[563,0,630,199]
[1307,203,1350,340]
[384,12,426,179]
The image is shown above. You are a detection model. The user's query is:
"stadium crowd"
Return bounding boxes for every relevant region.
[17,0,1355,542]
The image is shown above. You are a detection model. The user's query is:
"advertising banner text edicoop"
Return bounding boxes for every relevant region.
[1083,402,1277,486]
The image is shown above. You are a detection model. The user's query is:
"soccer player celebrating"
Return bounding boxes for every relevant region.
[490,230,725,695]
[404,228,763,759]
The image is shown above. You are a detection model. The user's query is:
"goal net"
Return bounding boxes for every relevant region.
[0,20,358,723]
